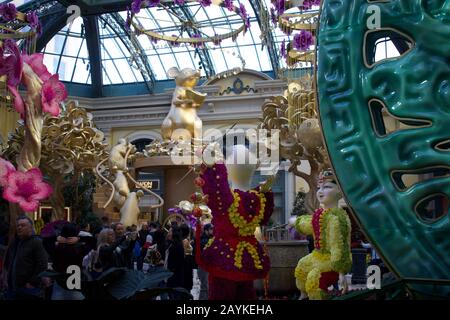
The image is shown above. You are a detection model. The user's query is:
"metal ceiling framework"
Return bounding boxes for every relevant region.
[11,0,280,97]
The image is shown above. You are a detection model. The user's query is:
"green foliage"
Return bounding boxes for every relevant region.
[291,191,307,216]
[40,267,192,300]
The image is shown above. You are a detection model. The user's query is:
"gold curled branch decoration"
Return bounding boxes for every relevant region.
[95,157,115,209]
[123,145,164,210]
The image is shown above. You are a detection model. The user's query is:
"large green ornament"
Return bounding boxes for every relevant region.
[317,0,450,295]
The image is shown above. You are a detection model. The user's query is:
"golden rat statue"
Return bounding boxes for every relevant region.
[161,67,206,142]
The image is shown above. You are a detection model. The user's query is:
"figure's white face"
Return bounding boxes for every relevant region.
[316,181,341,208]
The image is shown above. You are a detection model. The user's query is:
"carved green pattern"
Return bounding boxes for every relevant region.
[317,0,450,291]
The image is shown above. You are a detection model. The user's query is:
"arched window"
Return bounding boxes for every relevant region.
[131,138,153,153]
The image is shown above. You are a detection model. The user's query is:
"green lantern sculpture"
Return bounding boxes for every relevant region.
[317,0,450,296]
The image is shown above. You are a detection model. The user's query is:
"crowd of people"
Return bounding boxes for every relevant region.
[0,215,214,300]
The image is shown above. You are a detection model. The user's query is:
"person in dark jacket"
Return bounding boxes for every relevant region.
[112,223,137,269]
[2,216,48,300]
[197,223,213,300]
[137,223,149,271]
[180,224,194,293]
[49,223,88,300]
[151,222,166,260]
[165,225,184,299]
[78,221,96,253]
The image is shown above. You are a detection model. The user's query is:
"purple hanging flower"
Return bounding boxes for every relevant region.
[148,0,161,7]
[168,207,183,215]
[191,33,202,48]
[275,0,285,16]
[174,0,185,4]
[223,0,234,11]
[0,3,17,22]
[170,35,180,47]
[26,11,39,29]
[131,0,143,13]
[292,30,313,51]
[280,39,286,58]
[125,9,132,30]
[270,7,277,25]
[239,4,250,29]
[199,0,212,7]
[239,3,247,17]
[301,0,321,10]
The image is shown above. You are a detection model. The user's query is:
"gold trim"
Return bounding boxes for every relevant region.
[390,166,450,192]
[368,98,432,138]
[413,192,449,224]
[363,27,415,69]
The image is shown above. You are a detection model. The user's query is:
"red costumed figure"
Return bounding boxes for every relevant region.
[195,161,274,300]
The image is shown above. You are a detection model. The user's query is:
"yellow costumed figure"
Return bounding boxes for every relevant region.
[290,170,352,300]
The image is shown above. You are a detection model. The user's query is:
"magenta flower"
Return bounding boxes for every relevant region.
[199,0,212,7]
[174,0,185,5]
[7,84,25,117]
[0,39,23,87]
[293,30,314,51]
[0,3,17,22]
[23,54,52,82]
[0,157,15,187]
[2,168,53,212]
[223,0,234,11]
[41,74,67,117]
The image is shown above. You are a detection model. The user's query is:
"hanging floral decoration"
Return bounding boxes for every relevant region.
[0,158,53,212]
[0,3,18,22]
[301,0,321,10]
[0,44,67,118]
[126,0,249,46]
[223,0,234,12]
[292,30,314,51]
[0,3,41,34]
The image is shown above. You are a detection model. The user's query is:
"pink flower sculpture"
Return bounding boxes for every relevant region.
[2,168,53,212]
[0,158,15,187]
[7,84,25,116]
[23,53,52,82]
[41,74,67,117]
[0,39,23,87]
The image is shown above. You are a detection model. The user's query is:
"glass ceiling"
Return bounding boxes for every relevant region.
[8,0,338,95]
[36,0,273,86]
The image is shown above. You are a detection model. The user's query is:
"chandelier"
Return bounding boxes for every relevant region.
[127,0,251,47]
